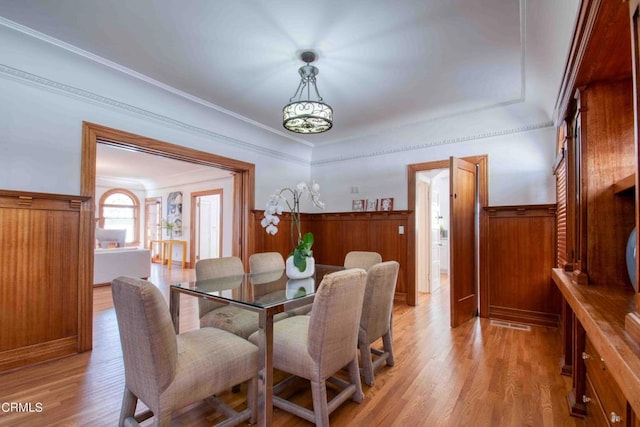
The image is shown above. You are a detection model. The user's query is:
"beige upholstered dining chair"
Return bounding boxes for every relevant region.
[250,252,313,317]
[248,268,367,426]
[358,261,400,386]
[111,276,258,427]
[344,251,382,271]
[196,256,261,339]
[249,251,285,272]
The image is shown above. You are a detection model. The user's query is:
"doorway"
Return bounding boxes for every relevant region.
[79,122,255,351]
[144,197,162,259]
[190,189,223,266]
[416,169,450,295]
[407,155,488,325]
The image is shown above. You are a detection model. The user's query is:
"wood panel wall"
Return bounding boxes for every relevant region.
[252,210,410,303]
[483,205,560,327]
[0,190,90,372]
[581,79,636,288]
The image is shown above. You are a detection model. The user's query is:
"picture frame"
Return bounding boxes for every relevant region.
[352,199,365,212]
[378,197,394,211]
[366,199,378,211]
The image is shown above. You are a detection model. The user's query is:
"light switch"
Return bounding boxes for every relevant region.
[398,226,405,234]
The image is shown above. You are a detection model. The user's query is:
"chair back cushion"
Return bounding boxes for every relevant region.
[360,261,400,341]
[249,252,285,273]
[111,276,178,396]
[344,251,382,270]
[308,269,367,377]
[196,256,244,279]
[195,256,244,317]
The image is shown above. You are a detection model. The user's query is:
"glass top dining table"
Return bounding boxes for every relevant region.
[169,263,344,427]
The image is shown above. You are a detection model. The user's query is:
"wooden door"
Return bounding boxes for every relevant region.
[449,157,478,327]
[190,189,223,267]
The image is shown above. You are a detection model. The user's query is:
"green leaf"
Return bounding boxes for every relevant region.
[293,232,314,272]
[293,249,307,271]
[302,232,314,248]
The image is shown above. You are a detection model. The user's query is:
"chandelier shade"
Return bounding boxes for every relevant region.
[283,51,333,134]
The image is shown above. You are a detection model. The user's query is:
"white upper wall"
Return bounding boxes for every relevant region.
[0,25,310,196]
[0,0,579,210]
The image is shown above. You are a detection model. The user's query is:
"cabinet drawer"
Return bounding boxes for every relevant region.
[584,338,626,425]
[585,373,610,427]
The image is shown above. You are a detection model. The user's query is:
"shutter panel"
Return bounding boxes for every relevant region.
[555,155,568,268]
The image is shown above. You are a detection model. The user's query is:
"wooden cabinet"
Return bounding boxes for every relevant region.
[583,338,627,425]
[553,270,640,425]
[584,374,610,427]
[553,0,640,424]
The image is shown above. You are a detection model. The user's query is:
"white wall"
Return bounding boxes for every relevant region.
[147,174,235,261]
[312,123,556,211]
[2,22,557,222]
[0,25,310,198]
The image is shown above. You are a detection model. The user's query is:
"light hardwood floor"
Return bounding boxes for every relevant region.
[0,265,584,426]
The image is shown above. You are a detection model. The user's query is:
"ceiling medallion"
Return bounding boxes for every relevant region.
[282,51,333,134]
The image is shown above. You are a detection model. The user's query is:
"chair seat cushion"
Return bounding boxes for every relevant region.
[248,315,314,378]
[201,306,289,339]
[165,327,257,409]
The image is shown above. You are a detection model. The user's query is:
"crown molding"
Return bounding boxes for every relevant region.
[1,64,553,167]
[311,121,554,165]
[0,16,311,148]
[0,64,309,165]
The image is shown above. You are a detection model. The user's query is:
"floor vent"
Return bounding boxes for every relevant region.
[490,320,531,331]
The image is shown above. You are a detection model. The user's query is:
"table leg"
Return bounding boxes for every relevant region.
[257,308,275,427]
[167,241,173,270]
[169,288,180,334]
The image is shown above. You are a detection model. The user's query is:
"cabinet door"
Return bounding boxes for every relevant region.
[630,0,640,310]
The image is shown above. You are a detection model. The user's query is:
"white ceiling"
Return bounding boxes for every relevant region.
[0,0,539,148]
[96,143,230,190]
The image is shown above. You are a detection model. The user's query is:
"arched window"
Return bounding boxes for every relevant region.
[98,188,140,246]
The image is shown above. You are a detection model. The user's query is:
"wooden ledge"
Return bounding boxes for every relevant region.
[552,269,640,414]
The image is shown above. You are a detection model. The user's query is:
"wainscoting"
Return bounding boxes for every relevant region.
[482,205,560,327]
[252,210,410,303]
[0,190,91,372]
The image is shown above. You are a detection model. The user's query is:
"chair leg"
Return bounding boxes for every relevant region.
[382,331,395,366]
[119,386,138,427]
[358,340,375,386]
[154,410,172,427]
[248,376,258,424]
[310,379,330,427]
[347,357,364,403]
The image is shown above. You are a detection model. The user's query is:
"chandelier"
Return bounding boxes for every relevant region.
[282,51,333,134]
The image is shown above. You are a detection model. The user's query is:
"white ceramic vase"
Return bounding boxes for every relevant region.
[285,255,315,279]
[285,277,315,299]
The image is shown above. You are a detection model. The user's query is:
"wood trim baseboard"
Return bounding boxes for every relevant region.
[0,337,77,373]
[489,306,560,328]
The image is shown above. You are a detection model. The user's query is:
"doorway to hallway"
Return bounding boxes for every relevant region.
[190,189,223,266]
[416,169,450,296]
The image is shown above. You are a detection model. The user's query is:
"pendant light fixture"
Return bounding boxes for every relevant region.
[282,51,333,134]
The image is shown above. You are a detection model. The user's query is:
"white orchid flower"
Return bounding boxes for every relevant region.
[262,181,324,239]
[265,224,278,235]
